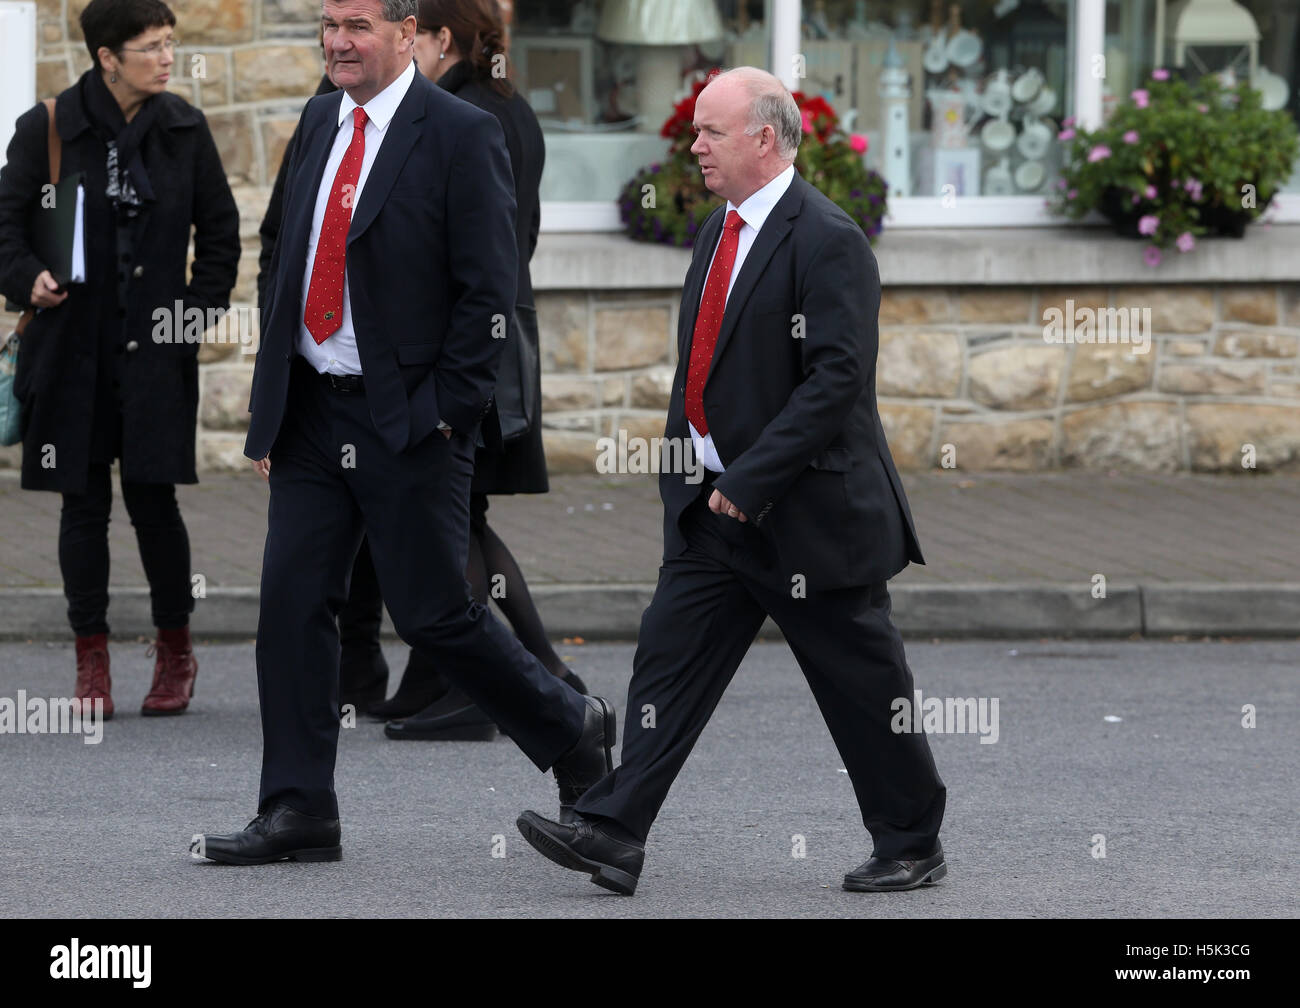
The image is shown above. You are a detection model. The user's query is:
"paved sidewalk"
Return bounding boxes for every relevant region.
[1,469,1297,638]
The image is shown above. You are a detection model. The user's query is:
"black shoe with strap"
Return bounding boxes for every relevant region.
[192,802,342,865]
[384,686,498,741]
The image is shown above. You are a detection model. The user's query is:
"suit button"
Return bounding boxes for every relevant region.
[132,265,144,278]
[125,340,139,352]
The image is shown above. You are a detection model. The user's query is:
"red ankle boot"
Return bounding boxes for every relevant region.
[74,633,114,720]
[142,625,198,716]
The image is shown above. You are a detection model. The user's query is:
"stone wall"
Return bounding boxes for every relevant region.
[536,282,1300,474]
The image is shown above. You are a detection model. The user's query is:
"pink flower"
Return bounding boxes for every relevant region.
[1145,185,1157,199]
[1143,246,1162,267]
[1087,144,1111,162]
[1067,188,1078,200]
[1056,178,1068,190]
[1123,129,1139,144]
[1138,214,1159,236]
[1197,103,1208,113]
[1184,178,1203,200]
[849,133,868,153]
[1176,232,1195,253]
[1152,68,1169,81]
[1131,89,1149,108]
[1058,127,1076,141]
[801,109,813,134]
[1061,116,1076,128]
[1131,193,1140,204]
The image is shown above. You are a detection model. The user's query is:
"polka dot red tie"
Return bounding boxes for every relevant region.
[685,210,743,436]
[304,106,368,344]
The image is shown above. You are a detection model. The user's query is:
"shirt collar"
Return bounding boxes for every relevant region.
[728,164,796,234]
[337,59,416,131]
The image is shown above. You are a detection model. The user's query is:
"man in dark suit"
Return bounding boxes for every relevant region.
[193,0,614,865]
[517,68,947,895]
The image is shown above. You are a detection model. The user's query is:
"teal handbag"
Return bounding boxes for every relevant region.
[0,329,20,447]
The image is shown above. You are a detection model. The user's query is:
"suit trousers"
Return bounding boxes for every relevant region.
[575,485,946,860]
[255,359,586,818]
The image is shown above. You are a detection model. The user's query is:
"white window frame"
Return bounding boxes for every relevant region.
[541,0,1299,231]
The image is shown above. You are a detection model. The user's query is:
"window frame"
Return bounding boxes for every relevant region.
[538,0,1299,229]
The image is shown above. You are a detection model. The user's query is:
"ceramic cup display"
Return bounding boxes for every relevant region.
[985,157,1013,195]
[1017,115,1052,160]
[1014,159,1045,191]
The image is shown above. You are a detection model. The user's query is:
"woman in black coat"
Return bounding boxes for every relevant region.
[373,0,586,737]
[0,0,240,719]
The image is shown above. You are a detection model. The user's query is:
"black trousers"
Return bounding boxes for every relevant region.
[59,462,193,636]
[575,489,946,860]
[256,360,587,819]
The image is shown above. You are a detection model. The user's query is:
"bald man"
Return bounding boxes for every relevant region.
[516,68,947,895]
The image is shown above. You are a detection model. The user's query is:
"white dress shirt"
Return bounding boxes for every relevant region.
[297,59,417,375]
[689,164,795,473]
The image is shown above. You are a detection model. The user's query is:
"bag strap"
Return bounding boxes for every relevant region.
[12,99,60,337]
[43,97,60,184]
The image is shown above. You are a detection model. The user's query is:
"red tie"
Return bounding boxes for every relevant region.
[685,210,743,435]
[304,107,368,344]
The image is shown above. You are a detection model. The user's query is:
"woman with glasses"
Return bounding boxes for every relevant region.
[0,0,239,718]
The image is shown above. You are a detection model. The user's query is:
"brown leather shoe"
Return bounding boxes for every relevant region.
[74,633,113,720]
[142,625,197,716]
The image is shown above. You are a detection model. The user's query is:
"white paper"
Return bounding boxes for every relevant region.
[70,182,85,284]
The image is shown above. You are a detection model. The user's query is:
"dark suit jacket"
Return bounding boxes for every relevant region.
[662,171,924,590]
[246,67,517,459]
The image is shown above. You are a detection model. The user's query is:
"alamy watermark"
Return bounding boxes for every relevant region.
[1042,299,1151,355]
[0,691,103,744]
[595,430,704,484]
[891,689,999,744]
[151,301,256,353]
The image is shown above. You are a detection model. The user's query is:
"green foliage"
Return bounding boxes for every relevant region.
[1049,71,1299,261]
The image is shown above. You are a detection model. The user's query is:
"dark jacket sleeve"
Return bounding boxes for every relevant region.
[712,216,877,520]
[0,103,54,309]
[437,111,518,434]
[185,111,240,319]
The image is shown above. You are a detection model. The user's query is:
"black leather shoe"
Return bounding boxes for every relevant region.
[368,650,447,720]
[192,802,342,865]
[516,811,643,895]
[384,686,498,741]
[842,843,946,892]
[552,695,615,824]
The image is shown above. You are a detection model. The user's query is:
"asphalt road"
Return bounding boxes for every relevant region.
[0,639,1295,918]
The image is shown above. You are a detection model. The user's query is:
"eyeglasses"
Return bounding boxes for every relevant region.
[120,38,179,57]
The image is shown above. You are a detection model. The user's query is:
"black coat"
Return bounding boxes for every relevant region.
[664,172,924,591]
[0,73,240,494]
[247,71,517,461]
[257,63,547,494]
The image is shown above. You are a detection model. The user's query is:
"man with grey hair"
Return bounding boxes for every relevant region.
[518,67,946,895]
[193,0,615,864]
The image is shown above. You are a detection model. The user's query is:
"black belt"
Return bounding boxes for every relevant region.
[294,357,364,394]
[321,371,364,394]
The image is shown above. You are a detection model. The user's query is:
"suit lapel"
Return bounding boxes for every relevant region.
[347,76,426,245]
[678,206,724,358]
[282,94,341,275]
[703,175,804,386]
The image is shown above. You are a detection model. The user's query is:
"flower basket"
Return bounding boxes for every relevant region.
[1050,69,1297,265]
[619,72,888,248]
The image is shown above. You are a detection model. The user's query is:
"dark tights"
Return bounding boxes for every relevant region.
[59,462,193,636]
